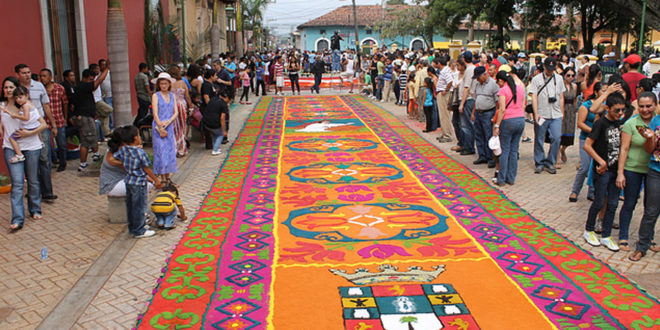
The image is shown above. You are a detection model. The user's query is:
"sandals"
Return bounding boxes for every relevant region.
[9,154,25,163]
[618,240,630,252]
[9,223,22,231]
[629,250,645,262]
[32,214,43,220]
[651,242,660,253]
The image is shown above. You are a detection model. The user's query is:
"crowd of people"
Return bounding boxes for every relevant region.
[3,43,660,253]
[334,46,660,261]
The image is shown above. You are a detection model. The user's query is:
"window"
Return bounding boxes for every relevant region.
[320,29,326,35]
[366,29,372,35]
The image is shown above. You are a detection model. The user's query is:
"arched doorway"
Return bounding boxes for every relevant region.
[361,38,378,54]
[410,38,426,51]
[316,38,330,52]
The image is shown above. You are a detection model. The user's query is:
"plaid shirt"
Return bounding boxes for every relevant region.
[46,83,68,128]
[113,145,151,186]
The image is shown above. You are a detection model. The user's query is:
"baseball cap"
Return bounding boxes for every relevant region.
[499,64,512,73]
[518,52,527,58]
[544,57,557,70]
[472,66,487,78]
[623,54,641,65]
[605,52,615,58]
[461,51,473,62]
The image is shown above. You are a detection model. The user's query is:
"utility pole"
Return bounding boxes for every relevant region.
[380,0,385,48]
[639,0,648,55]
[181,0,187,66]
[352,0,360,68]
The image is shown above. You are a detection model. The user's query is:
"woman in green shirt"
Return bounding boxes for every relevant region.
[616,92,657,251]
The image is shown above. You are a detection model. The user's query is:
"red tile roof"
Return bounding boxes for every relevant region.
[298,5,408,29]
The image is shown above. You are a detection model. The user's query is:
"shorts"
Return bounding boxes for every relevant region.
[340,71,354,79]
[276,77,284,87]
[78,116,98,148]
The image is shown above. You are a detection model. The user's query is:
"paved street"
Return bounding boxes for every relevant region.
[0,91,658,329]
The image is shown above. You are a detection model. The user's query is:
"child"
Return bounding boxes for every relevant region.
[582,92,626,251]
[407,72,418,120]
[239,68,251,104]
[151,181,187,229]
[7,86,41,163]
[422,77,437,133]
[256,62,266,96]
[398,67,408,106]
[113,125,163,238]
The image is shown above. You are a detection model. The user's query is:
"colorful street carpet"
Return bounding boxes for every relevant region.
[137,95,660,330]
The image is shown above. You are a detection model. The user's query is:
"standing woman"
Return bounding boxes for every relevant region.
[167,66,192,157]
[186,64,203,94]
[493,71,526,185]
[151,72,178,182]
[617,92,657,251]
[630,92,660,261]
[0,77,47,230]
[288,55,301,95]
[580,64,602,100]
[422,77,437,133]
[559,67,578,166]
[569,82,604,202]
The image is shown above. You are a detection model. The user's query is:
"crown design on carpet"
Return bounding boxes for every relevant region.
[330,264,445,285]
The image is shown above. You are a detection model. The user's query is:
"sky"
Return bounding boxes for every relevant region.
[263,0,383,35]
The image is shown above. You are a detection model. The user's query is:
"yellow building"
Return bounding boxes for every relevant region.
[166,0,234,61]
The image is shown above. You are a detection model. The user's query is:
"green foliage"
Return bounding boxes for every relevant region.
[143,0,167,68]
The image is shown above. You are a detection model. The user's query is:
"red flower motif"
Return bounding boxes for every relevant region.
[358,244,412,259]
[417,236,480,257]
[280,241,345,262]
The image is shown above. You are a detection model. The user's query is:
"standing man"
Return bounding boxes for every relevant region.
[340,54,355,93]
[39,69,69,174]
[530,57,565,174]
[134,63,151,127]
[330,31,343,72]
[621,54,646,101]
[274,56,285,96]
[15,64,58,200]
[223,56,237,103]
[75,67,108,171]
[432,56,454,143]
[89,63,112,138]
[99,59,113,106]
[311,55,325,94]
[471,66,500,168]
[61,69,76,123]
[457,51,477,156]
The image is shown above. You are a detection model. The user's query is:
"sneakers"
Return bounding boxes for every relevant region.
[211,150,222,156]
[534,166,543,174]
[92,152,101,162]
[544,165,557,174]
[522,137,532,143]
[600,237,620,251]
[583,231,601,246]
[78,162,88,172]
[134,229,156,238]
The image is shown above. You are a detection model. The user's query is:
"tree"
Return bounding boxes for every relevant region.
[372,0,439,47]
[428,0,486,40]
[241,0,268,50]
[386,0,405,4]
[211,0,220,58]
[484,0,518,49]
[107,0,132,126]
[399,316,418,330]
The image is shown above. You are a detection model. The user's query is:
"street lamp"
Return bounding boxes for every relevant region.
[226,4,235,52]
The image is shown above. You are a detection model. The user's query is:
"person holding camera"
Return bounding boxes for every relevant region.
[530,57,566,174]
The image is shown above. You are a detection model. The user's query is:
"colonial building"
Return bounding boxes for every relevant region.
[296,5,525,53]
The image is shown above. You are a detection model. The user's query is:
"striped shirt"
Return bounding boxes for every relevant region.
[113,145,151,186]
[435,66,453,92]
[399,73,407,91]
[151,191,182,214]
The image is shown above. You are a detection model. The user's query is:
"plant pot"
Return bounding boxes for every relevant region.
[0,184,11,194]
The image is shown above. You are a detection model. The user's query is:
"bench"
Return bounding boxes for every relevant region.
[107,195,127,223]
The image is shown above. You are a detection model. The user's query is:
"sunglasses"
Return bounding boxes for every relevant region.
[612,108,625,113]
[565,74,574,77]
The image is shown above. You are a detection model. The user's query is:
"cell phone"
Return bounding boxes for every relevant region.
[636,125,648,131]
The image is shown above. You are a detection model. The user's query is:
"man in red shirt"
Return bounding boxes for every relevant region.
[621,54,646,101]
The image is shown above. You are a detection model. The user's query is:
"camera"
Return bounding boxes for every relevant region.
[548,97,557,103]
